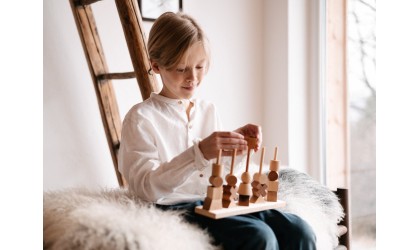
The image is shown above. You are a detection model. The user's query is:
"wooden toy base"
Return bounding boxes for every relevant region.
[195,200,286,219]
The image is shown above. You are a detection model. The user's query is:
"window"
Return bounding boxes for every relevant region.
[348,0,376,248]
[326,0,376,249]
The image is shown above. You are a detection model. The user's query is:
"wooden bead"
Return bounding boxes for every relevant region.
[212,163,222,176]
[251,180,261,189]
[253,173,262,182]
[252,173,268,184]
[245,137,258,149]
[268,171,279,181]
[237,182,252,196]
[250,195,265,203]
[241,172,252,183]
[238,195,250,206]
[266,191,278,202]
[260,184,268,196]
[222,199,236,208]
[251,183,267,196]
[259,174,268,184]
[203,197,223,210]
[267,180,279,191]
[222,185,238,205]
[207,186,223,199]
[269,160,280,172]
[209,176,223,187]
[223,184,235,192]
[225,174,238,186]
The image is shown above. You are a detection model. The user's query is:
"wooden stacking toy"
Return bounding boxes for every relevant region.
[195,143,286,219]
[266,147,280,202]
[222,149,238,208]
[250,147,268,203]
[203,149,224,210]
[237,137,258,206]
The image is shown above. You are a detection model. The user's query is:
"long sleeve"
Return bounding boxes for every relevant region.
[119,116,209,202]
[118,93,219,204]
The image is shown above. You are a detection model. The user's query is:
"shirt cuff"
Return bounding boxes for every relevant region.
[193,138,210,171]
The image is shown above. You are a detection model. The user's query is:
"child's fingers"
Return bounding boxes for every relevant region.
[217,131,244,139]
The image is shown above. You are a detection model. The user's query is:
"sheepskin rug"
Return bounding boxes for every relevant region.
[44,168,344,250]
[278,168,344,249]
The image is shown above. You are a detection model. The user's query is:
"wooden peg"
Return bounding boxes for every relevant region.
[266,146,280,202]
[230,148,237,175]
[269,146,280,172]
[225,149,238,186]
[217,148,222,165]
[250,147,268,204]
[222,148,238,208]
[259,147,265,174]
[274,146,278,161]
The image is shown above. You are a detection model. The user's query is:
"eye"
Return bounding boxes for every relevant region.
[176,68,186,73]
[196,66,204,70]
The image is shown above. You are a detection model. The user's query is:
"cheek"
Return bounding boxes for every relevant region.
[168,73,183,81]
[197,71,205,80]
[162,73,181,84]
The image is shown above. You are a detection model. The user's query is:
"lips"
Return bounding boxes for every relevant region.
[182,85,195,90]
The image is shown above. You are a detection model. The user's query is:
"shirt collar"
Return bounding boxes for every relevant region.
[151,92,196,106]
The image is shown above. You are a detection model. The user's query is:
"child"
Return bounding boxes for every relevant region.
[119,12,316,250]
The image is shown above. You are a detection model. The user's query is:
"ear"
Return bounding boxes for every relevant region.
[151,61,160,74]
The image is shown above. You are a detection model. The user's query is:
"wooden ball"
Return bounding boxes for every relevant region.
[225,174,237,186]
[209,176,223,187]
[251,180,260,188]
[241,172,252,183]
[259,174,268,184]
[253,173,262,182]
[268,171,279,181]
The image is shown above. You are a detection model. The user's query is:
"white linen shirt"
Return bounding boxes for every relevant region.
[118,93,244,205]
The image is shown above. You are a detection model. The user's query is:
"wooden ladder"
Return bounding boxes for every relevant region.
[69,0,159,187]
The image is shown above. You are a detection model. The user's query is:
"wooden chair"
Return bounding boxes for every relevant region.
[334,188,350,249]
[70,1,350,248]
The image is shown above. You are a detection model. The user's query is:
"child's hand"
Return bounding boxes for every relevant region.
[234,124,262,152]
[199,132,248,160]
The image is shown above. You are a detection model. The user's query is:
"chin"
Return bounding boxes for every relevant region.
[184,94,194,99]
[180,91,195,99]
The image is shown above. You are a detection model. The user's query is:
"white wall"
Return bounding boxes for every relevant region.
[263,0,324,178]
[43,0,264,190]
[44,1,119,189]
[44,0,321,190]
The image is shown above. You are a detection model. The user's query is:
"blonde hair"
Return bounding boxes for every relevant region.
[147,12,210,70]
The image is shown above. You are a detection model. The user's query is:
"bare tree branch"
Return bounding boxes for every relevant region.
[358,0,376,12]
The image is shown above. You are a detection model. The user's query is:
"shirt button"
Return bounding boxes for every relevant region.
[189,124,193,129]
[178,100,182,104]
[199,174,204,177]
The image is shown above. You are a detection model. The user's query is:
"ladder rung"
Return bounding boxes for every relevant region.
[75,0,103,6]
[98,72,136,81]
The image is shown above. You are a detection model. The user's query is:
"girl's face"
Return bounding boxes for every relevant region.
[153,42,208,100]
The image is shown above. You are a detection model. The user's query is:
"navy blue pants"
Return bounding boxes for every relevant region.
[156,200,316,250]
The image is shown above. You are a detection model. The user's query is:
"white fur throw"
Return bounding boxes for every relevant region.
[44,168,344,250]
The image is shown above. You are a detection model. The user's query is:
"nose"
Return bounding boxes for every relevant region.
[186,68,198,83]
